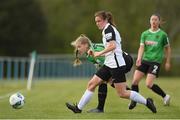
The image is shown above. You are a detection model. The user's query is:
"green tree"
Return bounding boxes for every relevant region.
[0,0,48,56]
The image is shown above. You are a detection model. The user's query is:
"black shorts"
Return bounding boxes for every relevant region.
[123,52,134,73]
[137,60,161,77]
[95,65,126,83]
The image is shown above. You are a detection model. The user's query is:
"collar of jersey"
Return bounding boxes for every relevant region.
[149,28,160,33]
[102,23,110,34]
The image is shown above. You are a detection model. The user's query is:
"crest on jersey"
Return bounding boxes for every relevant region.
[105,33,112,40]
[156,35,159,39]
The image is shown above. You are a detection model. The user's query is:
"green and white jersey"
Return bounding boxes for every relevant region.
[86,43,105,66]
[140,29,170,63]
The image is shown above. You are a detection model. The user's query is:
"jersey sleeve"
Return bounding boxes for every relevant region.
[163,33,170,47]
[87,43,105,66]
[93,43,105,66]
[86,55,97,64]
[140,32,145,45]
[104,25,116,42]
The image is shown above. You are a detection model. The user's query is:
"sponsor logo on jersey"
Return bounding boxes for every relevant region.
[145,41,158,46]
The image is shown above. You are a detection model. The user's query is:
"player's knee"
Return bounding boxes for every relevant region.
[118,92,127,98]
[87,81,96,91]
[87,81,93,88]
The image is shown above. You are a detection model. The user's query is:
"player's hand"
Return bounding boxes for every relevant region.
[165,62,171,71]
[94,64,101,69]
[136,59,142,67]
[87,50,94,56]
[94,52,102,57]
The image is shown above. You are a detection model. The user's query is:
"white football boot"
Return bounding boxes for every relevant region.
[163,94,171,106]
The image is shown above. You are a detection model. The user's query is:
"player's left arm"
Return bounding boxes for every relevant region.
[94,26,116,57]
[164,45,171,71]
[94,41,116,57]
[164,35,171,71]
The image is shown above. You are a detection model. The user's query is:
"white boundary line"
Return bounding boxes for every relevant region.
[0,93,12,100]
[0,89,25,101]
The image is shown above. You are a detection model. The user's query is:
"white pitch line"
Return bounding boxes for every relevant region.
[0,93,12,100]
[0,89,25,101]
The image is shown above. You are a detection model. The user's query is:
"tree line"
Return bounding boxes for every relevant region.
[0,0,180,56]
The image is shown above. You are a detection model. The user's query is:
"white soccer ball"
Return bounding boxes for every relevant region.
[9,92,25,109]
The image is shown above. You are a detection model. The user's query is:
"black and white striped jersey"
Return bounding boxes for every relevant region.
[102,23,125,68]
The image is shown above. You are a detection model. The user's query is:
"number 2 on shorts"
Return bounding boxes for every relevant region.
[152,65,158,74]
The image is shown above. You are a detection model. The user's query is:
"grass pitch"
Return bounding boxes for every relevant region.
[0,77,180,119]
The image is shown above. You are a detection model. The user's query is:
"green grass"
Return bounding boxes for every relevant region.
[0,77,180,119]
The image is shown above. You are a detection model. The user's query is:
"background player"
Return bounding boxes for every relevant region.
[129,13,171,109]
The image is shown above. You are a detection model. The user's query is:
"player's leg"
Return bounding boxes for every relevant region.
[146,73,170,106]
[87,66,112,113]
[66,74,103,113]
[87,83,107,113]
[114,82,156,113]
[66,65,111,113]
[129,60,149,109]
[112,66,156,113]
[129,70,145,109]
[111,83,131,90]
[88,77,131,113]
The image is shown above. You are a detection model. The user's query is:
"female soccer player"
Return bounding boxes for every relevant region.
[129,14,171,110]
[71,34,133,113]
[66,10,157,113]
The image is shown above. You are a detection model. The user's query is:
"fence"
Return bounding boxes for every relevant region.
[0,53,179,80]
[0,57,29,80]
[34,54,96,79]
[0,54,96,80]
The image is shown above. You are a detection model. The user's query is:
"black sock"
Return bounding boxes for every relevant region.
[151,84,166,98]
[131,85,139,92]
[97,83,107,111]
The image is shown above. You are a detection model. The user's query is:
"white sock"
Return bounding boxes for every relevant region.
[130,91,147,105]
[77,89,94,110]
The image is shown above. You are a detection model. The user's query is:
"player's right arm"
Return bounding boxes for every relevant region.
[136,45,144,66]
[136,33,145,66]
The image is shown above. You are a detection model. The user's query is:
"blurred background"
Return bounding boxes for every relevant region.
[0,1,180,118]
[0,0,180,79]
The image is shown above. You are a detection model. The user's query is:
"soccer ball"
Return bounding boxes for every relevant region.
[9,92,25,109]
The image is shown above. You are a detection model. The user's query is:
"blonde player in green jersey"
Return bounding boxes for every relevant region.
[129,13,171,109]
[71,34,133,113]
[71,34,105,68]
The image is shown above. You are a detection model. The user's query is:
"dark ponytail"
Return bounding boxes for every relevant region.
[95,10,116,26]
[106,11,116,26]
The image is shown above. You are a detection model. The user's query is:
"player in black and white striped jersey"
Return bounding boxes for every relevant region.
[66,10,157,113]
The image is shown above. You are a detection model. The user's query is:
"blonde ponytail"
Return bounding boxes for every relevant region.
[73,49,82,67]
